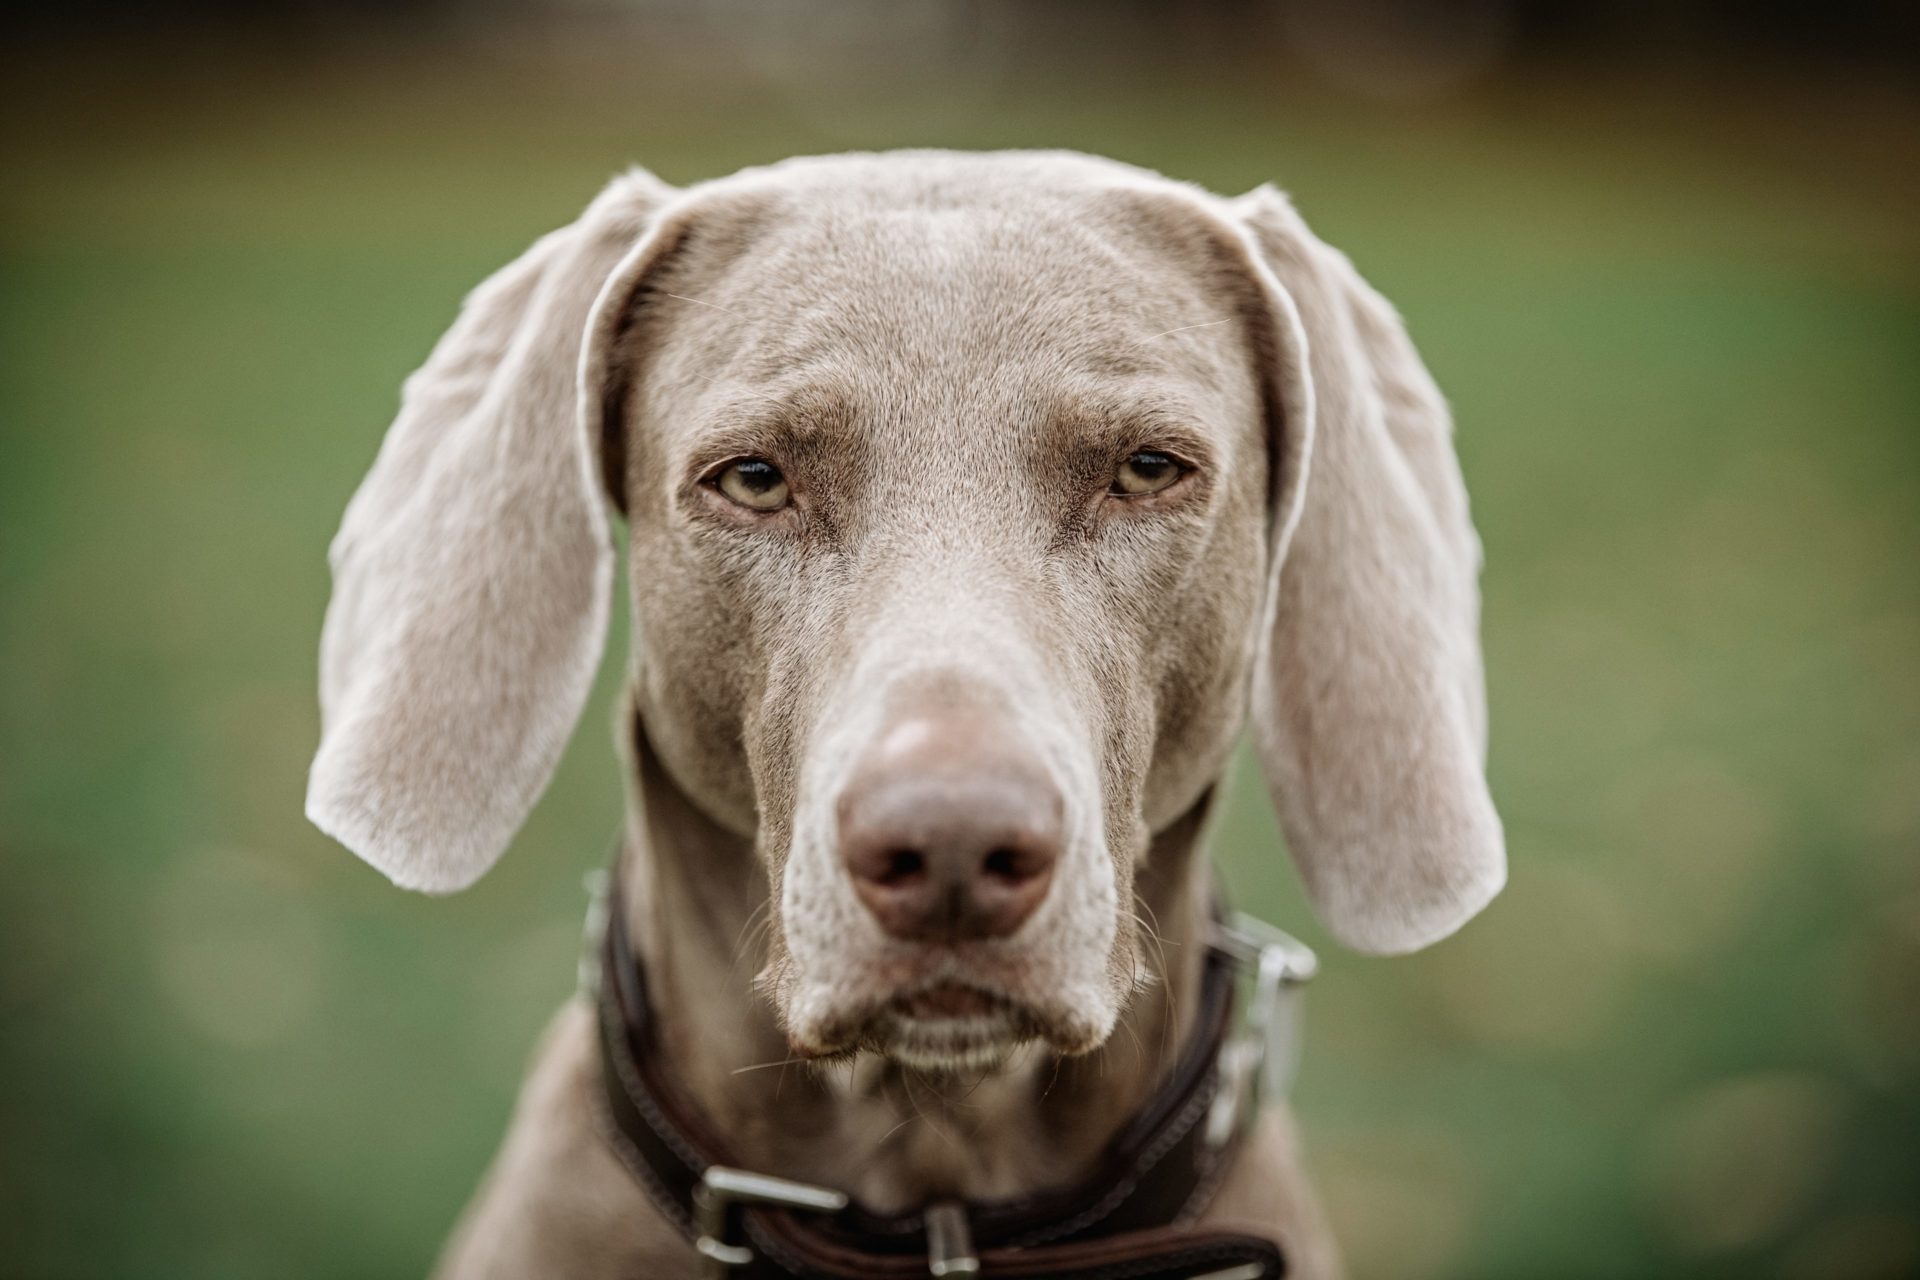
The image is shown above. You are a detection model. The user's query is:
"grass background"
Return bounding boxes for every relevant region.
[2,31,1917,1280]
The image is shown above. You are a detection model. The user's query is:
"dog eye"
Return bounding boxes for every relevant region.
[1111,451,1186,497]
[713,458,791,512]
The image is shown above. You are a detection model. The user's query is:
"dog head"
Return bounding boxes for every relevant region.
[307,152,1503,1070]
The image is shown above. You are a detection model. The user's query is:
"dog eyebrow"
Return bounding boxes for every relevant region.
[679,382,857,471]
[1046,392,1218,467]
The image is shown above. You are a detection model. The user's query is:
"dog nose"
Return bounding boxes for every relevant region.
[837,714,1063,942]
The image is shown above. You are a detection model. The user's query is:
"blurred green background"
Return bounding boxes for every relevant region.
[2,4,1917,1277]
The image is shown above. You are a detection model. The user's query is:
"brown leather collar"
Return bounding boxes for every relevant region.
[590,873,1292,1279]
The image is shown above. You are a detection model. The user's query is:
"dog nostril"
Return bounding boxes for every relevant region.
[981,847,1031,882]
[836,711,1066,941]
[878,848,925,886]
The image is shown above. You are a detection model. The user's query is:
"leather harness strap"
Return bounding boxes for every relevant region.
[592,876,1292,1279]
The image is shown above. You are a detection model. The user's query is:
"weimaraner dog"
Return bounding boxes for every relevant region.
[307,150,1503,1280]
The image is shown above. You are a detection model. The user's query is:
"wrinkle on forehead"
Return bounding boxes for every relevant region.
[656,190,1239,402]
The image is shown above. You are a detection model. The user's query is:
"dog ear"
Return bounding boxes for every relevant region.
[1233,184,1505,954]
[306,169,680,893]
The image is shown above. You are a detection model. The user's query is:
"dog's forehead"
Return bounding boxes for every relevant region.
[645,154,1252,449]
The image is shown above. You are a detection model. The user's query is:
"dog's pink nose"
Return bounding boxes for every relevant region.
[837,714,1063,943]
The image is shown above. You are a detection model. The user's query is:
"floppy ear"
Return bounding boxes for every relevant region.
[1234,184,1504,954]
[306,168,679,893]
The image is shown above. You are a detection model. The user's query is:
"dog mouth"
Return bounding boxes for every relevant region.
[871,983,1041,1072]
[794,979,1066,1073]
[895,981,1003,1020]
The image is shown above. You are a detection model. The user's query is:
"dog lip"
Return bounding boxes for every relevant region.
[786,959,1106,1061]
[876,999,1030,1073]
[893,982,1002,1019]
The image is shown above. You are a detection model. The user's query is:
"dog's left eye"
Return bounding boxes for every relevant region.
[712,458,791,512]
[1111,451,1186,497]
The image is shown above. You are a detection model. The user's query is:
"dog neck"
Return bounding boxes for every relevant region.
[616,714,1217,1214]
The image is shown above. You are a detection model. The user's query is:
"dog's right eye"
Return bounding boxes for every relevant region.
[711,458,791,512]
[1111,450,1187,498]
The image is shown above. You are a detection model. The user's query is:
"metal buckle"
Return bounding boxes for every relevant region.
[1188,1265,1272,1280]
[925,1200,979,1276]
[1204,912,1317,1148]
[694,1165,850,1276]
[577,868,611,999]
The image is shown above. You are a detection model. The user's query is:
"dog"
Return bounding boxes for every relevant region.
[306,150,1504,1279]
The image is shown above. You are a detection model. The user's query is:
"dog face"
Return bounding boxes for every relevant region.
[610,160,1272,1063]
[306,152,1504,1069]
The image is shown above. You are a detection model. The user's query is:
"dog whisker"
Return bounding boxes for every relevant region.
[1116,1006,1147,1068]
[1132,318,1231,346]
[901,1072,962,1154]
[876,1113,918,1148]
[725,902,774,991]
[730,1056,812,1076]
[1040,1053,1067,1103]
[659,290,745,316]
[1126,922,1170,1065]
[1131,894,1175,951]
